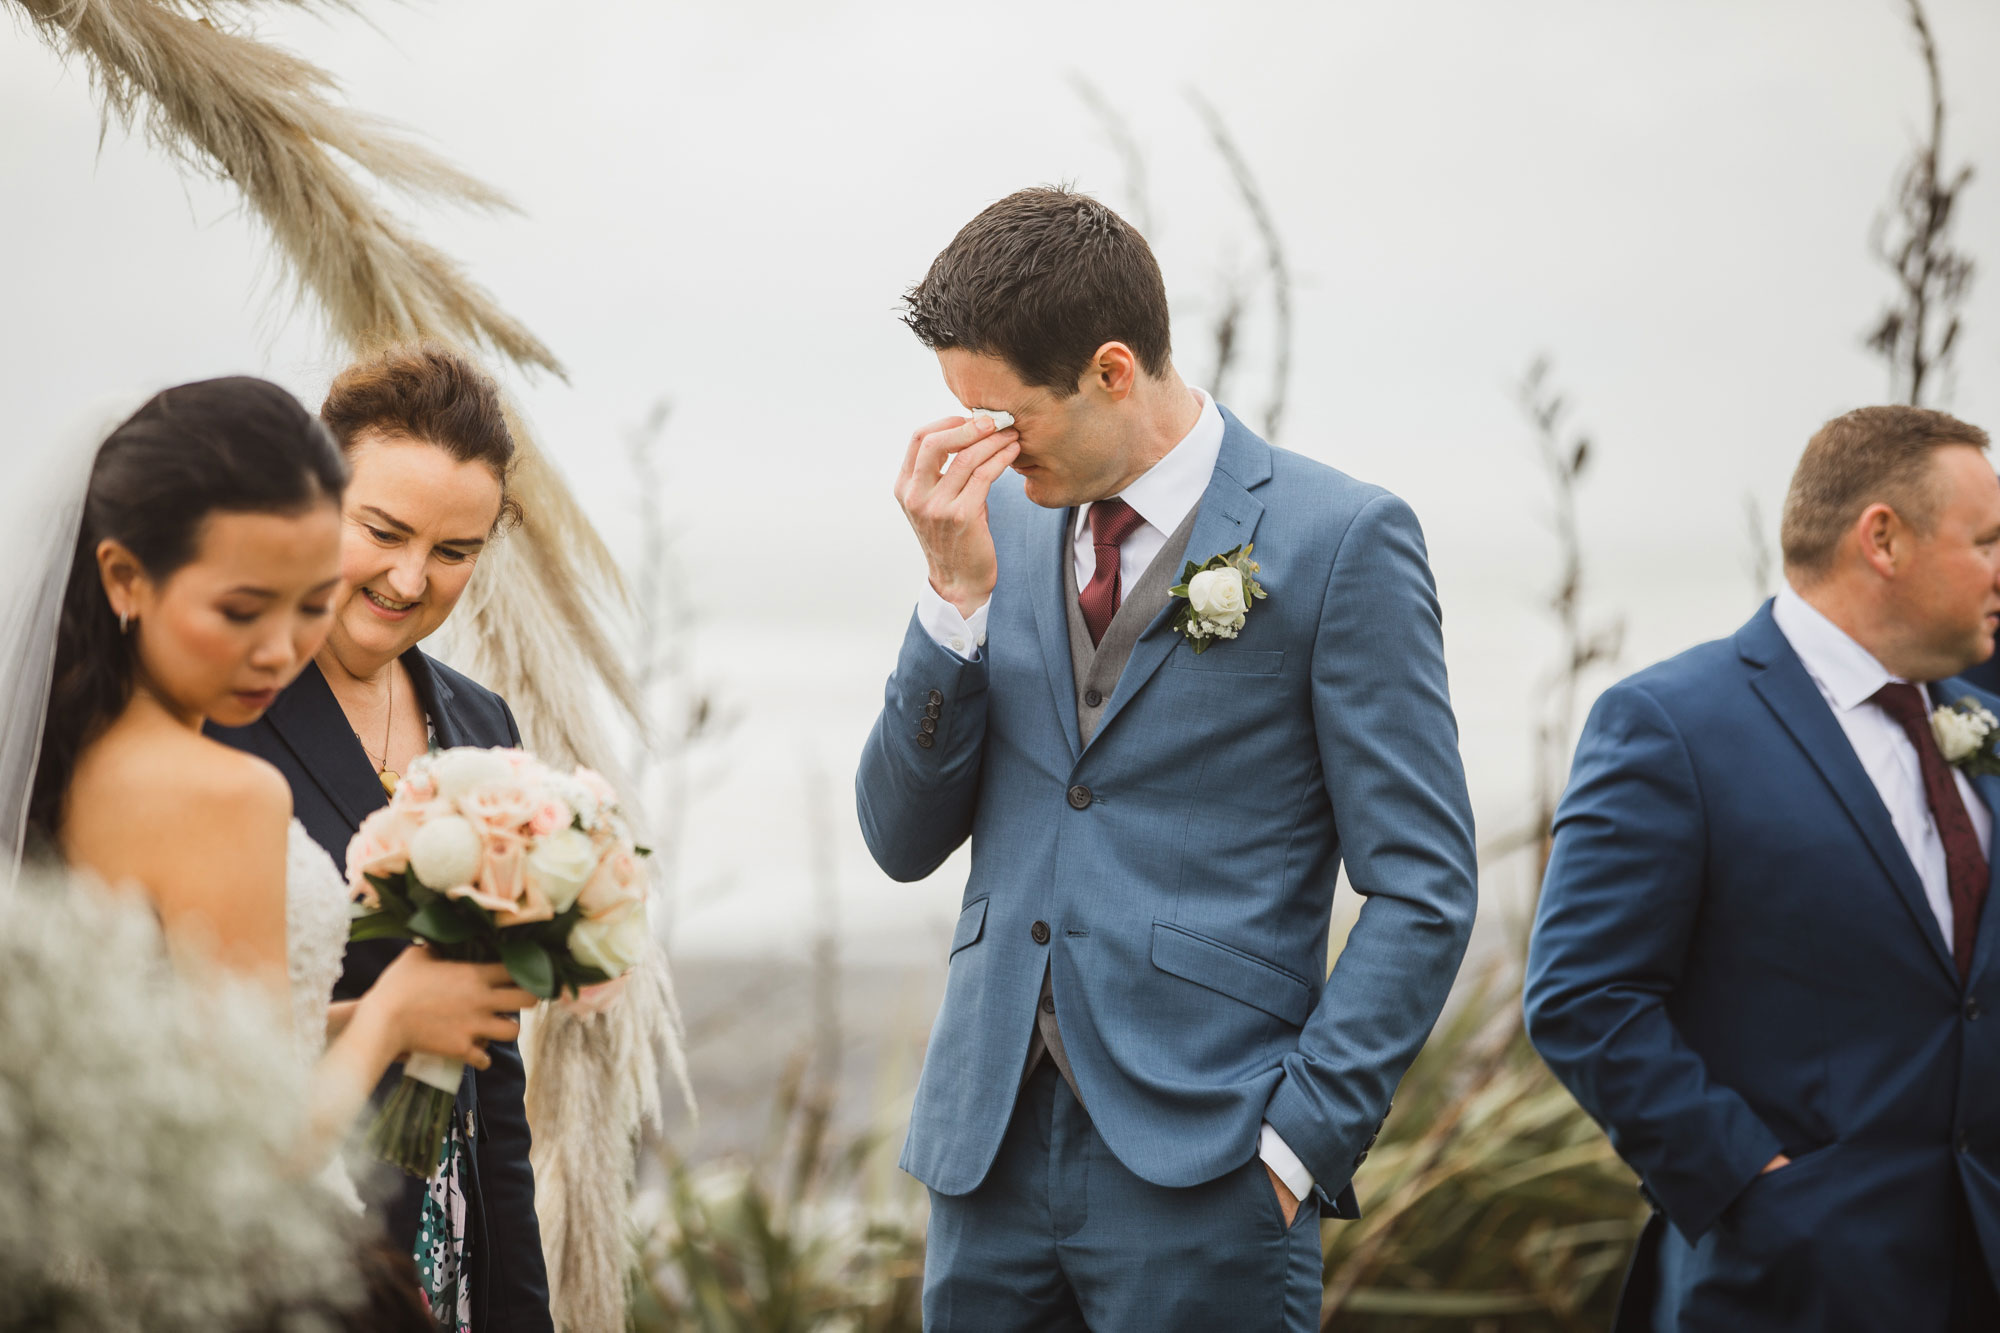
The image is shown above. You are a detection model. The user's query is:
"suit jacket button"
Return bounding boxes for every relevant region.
[927,689,944,706]
[1040,994,1056,1014]
[1968,998,1984,1020]
[1067,785,1092,810]
[1084,689,1103,708]
[1353,1149,1369,1167]
[1031,921,1051,945]
[919,717,937,735]
[925,702,941,719]
[916,732,934,749]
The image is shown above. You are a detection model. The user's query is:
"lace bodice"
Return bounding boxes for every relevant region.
[285,820,362,1209]
[286,819,351,1065]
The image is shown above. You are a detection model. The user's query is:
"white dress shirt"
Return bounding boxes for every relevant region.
[912,389,1318,1202]
[1772,584,1992,950]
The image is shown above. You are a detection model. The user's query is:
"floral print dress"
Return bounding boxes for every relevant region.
[414,1108,475,1332]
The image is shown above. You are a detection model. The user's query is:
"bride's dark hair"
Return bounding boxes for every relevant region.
[27,378,348,849]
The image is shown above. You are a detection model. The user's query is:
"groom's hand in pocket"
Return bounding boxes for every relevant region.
[895,415,1021,618]
[1265,1164,1301,1227]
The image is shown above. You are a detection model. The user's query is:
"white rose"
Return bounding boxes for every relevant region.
[525,828,601,914]
[407,815,485,891]
[568,899,650,977]
[1933,707,1990,762]
[430,747,517,804]
[1187,567,1248,620]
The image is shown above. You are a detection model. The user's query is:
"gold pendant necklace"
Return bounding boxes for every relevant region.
[355,669,399,795]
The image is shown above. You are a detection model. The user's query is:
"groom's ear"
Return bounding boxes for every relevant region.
[95,539,152,622]
[1079,341,1140,402]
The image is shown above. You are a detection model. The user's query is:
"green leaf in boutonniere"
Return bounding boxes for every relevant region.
[1933,696,2000,778]
[1168,543,1268,654]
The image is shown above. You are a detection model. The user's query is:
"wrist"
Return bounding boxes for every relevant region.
[928,571,993,620]
[346,991,404,1067]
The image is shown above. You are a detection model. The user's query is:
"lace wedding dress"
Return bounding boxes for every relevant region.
[286,818,364,1210]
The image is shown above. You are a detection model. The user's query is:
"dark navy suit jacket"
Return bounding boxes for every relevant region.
[210,650,553,1333]
[1526,603,2000,1331]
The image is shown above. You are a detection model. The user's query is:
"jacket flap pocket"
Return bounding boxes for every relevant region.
[1169,648,1285,676]
[1151,921,1312,1026]
[950,898,989,956]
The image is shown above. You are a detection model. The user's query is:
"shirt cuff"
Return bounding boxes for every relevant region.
[916,580,989,661]
[1259,1122,1315,1201]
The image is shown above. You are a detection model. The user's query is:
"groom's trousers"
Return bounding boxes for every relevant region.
[923,1062,1323,1332]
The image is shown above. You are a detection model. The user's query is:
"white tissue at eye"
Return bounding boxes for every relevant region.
[967,409,1014,430]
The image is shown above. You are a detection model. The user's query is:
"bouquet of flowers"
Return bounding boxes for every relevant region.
[345,745,652,1176]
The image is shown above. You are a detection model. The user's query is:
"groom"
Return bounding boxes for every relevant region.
[1526,406,2000,1330]
[856,187,1477,1329]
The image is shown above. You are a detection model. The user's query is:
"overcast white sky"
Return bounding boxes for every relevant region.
[8,0,2000,961]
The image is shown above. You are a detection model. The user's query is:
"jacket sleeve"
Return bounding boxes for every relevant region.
[1524,679,1783,1242]
[472,1036,553,1332]
[854,609,991,882]
[1259,493,1479,1212]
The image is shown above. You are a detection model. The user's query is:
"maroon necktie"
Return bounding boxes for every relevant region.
[1078,498,1146,647]
[1873,681,1990,981]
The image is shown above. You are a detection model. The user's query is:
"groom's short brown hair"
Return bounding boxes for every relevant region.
[1782,405,1991,580]
[902,186,1172,396]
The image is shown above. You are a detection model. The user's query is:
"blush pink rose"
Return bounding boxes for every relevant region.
[474,827,529,907]
[345,807,415,890]
[495,874,555,928]
[558,973,629,1017]
[460,783,538,835]
[527,798,573,839]
[578,847,644,916]
[574,767,620,810]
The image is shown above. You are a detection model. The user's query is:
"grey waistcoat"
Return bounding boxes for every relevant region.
[1025,502,1203,1100]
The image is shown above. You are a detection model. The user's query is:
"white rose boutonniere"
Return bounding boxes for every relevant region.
[1931,697,2000,776]
[1169,544,1268,653]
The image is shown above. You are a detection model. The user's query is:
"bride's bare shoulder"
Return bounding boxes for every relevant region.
[68,721,292,851]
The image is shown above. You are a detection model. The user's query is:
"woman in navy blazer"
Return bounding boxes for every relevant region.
[213,344,551,1332]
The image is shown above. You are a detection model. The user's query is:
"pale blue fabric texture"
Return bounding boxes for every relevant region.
[856,407,1479,1217]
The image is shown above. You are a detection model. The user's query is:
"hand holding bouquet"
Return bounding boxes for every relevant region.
[345,745,651,1175]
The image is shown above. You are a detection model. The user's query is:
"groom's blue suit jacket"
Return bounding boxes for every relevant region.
[1527,604,2000,1331]
[857,408,1478,1210]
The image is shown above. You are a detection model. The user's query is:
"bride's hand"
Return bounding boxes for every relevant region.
[363,946,539,1070]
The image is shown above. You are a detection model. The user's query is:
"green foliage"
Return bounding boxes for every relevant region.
[1315,964,1646,1331]
[630,1055,925,1333]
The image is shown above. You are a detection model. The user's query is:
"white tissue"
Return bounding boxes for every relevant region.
[968,409,1015,431]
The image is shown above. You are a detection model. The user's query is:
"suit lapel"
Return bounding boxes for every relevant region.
[1088,410,1270,747]
[265,663,387,835]
[1026,501,1083,763]
[1740,610,1958,983]
[404,647,463,749]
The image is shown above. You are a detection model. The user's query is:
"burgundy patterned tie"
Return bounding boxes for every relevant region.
[1078,498,1146,647]
[1873,681,1990,981]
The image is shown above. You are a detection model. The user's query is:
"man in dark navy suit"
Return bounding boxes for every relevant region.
[1528,406,2000,1331]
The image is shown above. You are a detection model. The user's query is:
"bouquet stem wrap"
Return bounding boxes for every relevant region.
[367,1053,464,1177]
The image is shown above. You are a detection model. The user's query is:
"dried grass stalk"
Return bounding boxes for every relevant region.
[12,5,684,1326]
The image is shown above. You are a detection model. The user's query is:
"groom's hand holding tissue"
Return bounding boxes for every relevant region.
[895,414,1019,618]
[858,187,1476,1333]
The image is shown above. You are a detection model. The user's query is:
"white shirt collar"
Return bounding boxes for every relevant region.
[1076,388,1225,540]
[1772,582,1903,712]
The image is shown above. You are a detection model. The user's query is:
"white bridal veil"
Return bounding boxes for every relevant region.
[0,394,147,874]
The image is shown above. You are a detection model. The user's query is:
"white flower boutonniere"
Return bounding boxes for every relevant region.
[1931,696,2000,777]
[1169,543,1268,654]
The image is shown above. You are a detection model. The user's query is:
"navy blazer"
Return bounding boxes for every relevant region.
[210,650,553,1333]
[1526,603,2000,1331]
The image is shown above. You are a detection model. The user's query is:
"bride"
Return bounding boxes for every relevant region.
[6,376,537,1177]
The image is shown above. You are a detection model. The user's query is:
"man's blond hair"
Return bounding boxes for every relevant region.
[1780,405,1991,582]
